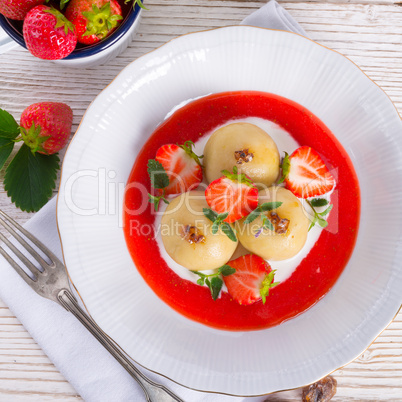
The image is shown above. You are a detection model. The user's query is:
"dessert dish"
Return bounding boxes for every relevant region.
[124,90,360,331]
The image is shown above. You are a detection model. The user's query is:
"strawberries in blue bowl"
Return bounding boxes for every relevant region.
[0,0,144,66]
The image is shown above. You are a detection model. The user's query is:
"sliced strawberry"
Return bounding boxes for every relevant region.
[155,141,203,195]
[205,166,258,223]
[282,146,335,199]
[223,254,278,306]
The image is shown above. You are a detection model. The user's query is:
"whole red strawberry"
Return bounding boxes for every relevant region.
[20,102,73,155]
[23,5,78,60]
[65,0,123,45]
[0,0,45,20]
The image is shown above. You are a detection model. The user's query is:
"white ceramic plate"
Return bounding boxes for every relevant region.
[57,26,402,396]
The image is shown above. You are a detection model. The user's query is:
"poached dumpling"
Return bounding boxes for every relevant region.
[160,191,238,271]
[203,123,280,187]
[236,187,309,261]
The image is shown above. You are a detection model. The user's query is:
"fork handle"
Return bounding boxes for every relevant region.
[57,289,184,402]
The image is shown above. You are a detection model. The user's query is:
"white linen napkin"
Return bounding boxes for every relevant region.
[0,2,306,401]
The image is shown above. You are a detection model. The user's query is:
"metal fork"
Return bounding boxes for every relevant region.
[0,209,184,402]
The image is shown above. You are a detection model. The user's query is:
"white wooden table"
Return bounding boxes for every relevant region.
[0,0,401,400]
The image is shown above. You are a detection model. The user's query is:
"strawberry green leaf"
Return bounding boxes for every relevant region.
[0,109,19,139]
[260,270,279,304]
[0,138,15,170]
[60,0,70,9]
[128,0,148,10]
[45,7,75,35]
[218,265,236,276]
[4,144,59,212]
[210,276,223,300]
[278,152,290,184]
[20,123,49,154]
[310,198,329,208]
[222,166,254,187]
[147,159,169,189]
[179,140,203,167]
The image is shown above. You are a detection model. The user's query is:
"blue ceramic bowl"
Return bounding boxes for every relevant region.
[0,2,142,67]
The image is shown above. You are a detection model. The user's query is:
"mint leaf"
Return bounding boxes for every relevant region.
[210,276,223,300]
[309,216,317,231]
[218,265,236,276]
[307,199,332,230]
[203,207,217,222]
[147,159,169,189]
[4,144,59,212]
[244,209,260,224]
[221,222,237,242]
[259,202,282,212]
[310,198,329,208]
[216,212,229,222]
[317,217,329,228]
[0,137,15,170]
[320,204,333,217]
[244,202,283,232]
[211,220,219,235]
[0,109,19,139]
[148,193,169,211]
[192,265,235,300]
[262,215,274,231]
[203,208,237,242]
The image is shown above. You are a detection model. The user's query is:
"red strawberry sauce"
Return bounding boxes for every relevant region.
[123,91,360,331]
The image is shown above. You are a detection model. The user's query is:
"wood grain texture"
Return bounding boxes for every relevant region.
[0,0,401,400]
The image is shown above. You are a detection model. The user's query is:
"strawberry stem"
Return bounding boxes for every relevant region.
[222,166,254,187]
[260,270,279,304]
[44,7,76,35]
[82,2,122,39]
[179,140,203,167]
[277,152,290,184]
[19,124,50,155]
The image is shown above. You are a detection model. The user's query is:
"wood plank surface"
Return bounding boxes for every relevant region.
[0,0,401,400]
